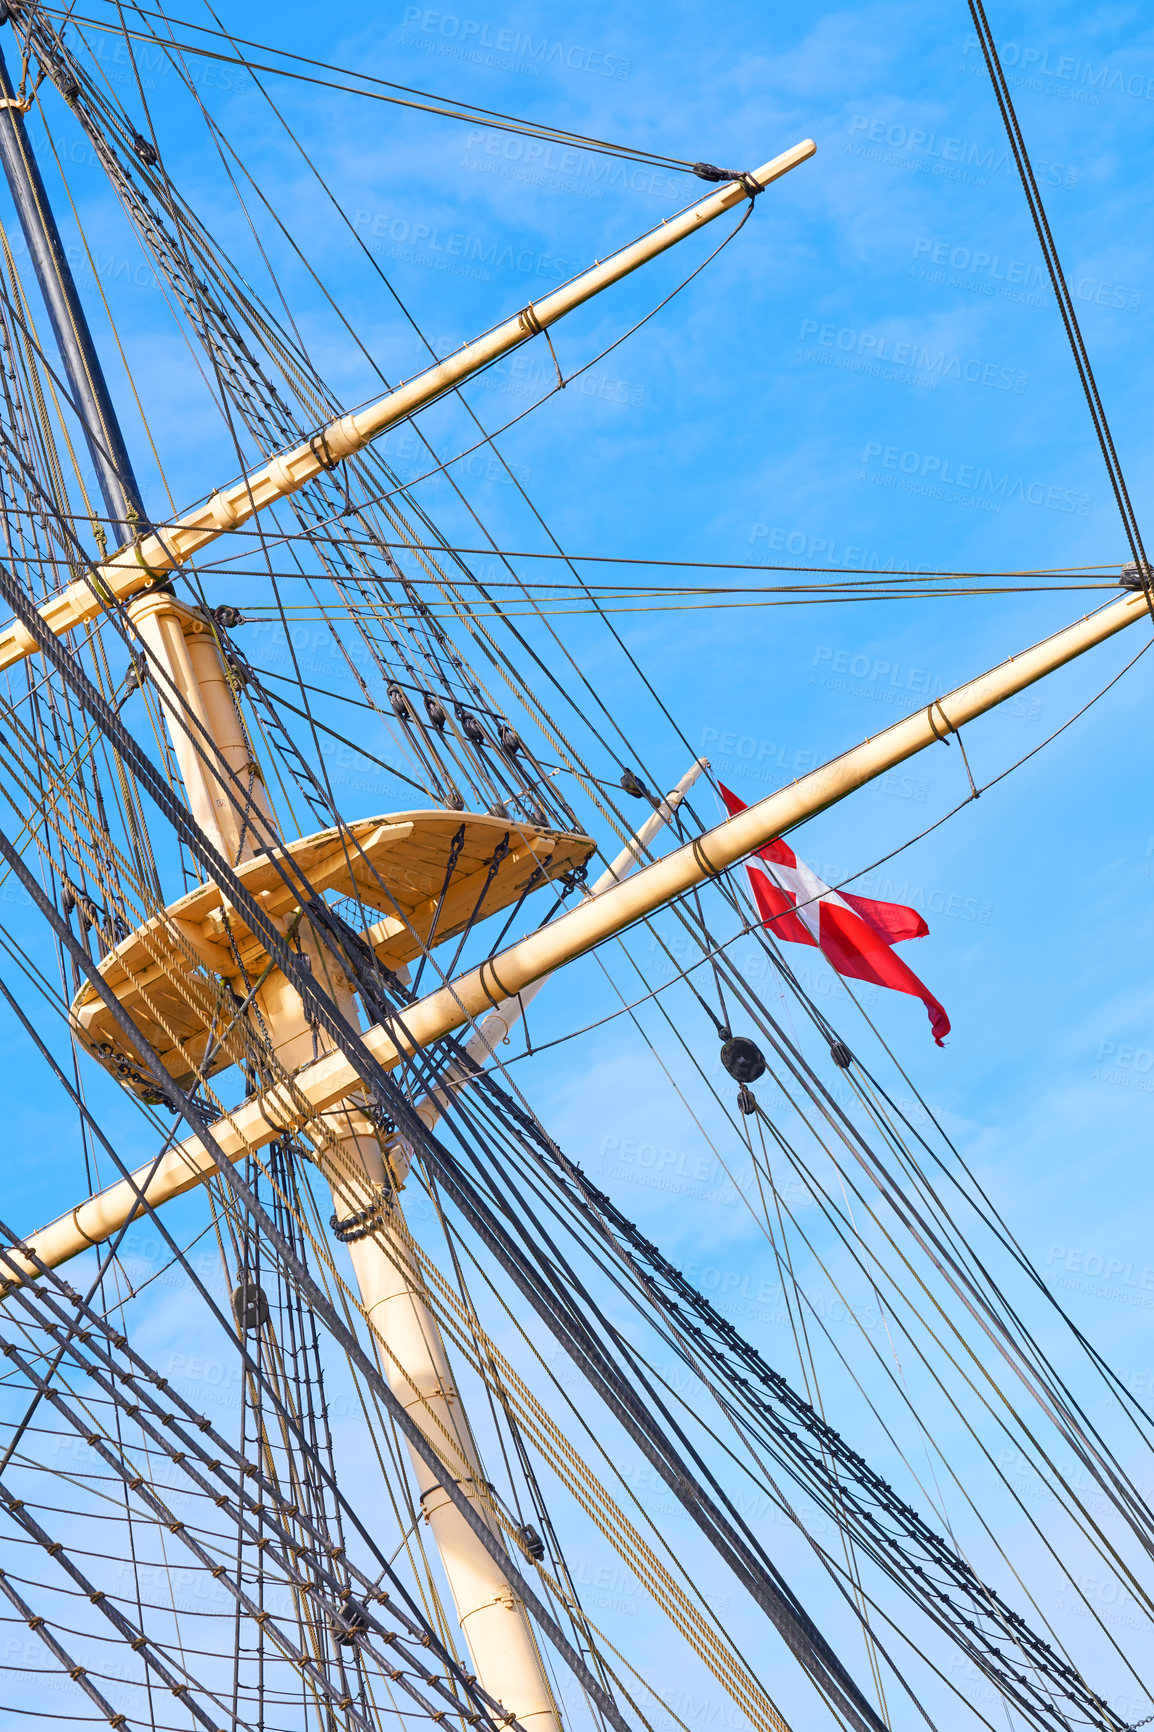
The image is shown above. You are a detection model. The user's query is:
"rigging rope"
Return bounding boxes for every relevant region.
[966,1,1149,580]
[40,0,737,179]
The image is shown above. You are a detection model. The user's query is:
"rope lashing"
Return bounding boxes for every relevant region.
[926,699,980,798]
[691,162,765,199]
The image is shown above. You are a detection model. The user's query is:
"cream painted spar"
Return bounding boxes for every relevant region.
[0,142,816,673]
[0,152,819,1728]
[1,107,1140,1729]
[11,584,1149,1284]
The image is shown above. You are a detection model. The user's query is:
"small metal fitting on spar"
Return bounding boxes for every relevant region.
[1120,561,1154,590]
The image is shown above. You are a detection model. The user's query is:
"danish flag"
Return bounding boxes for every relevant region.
[721,785,950,1045]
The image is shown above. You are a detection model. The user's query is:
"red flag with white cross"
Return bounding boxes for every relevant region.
[720,784,950,1045]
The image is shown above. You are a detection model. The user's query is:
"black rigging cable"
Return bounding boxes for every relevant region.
[4,10,1143,1718]
[0,528,902,1731]
[966,1,1148,579]
[39,0,725,178]
[404,1052,1131,1732]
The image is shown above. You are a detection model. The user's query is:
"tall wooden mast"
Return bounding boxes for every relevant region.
[0,124,816,1729]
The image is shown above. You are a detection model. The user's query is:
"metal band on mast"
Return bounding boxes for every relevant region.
[0,34,147,544]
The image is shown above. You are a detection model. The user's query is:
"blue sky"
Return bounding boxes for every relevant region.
[4,1,1154,1727]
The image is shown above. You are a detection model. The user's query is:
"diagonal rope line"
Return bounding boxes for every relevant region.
[966,1,1148,577]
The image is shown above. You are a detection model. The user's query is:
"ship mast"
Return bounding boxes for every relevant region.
[14,567,1148,1256]
[0,16,1150,1729]
[0,40,145,545]
[0,85,817,1727]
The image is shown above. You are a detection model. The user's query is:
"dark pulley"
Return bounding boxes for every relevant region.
[213,603,244,629]
[424,692,447,729]
[488,801,509,819]
[736,1085,758,1116]
[132,133,159,168]
[517,1524,545,1562]
[720,1035,766,1084]
[457,705,489,746]
[620,767,648,800]
[1121,561,1153,589]
[330,1593,368,1644]
[498,723,523,755]
[114,661,147,710]
[231,1279,269,1334]
[829,1041,853,1069]
[387,683,411,720]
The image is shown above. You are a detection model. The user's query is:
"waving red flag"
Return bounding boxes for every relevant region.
[721,785,950,1046]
